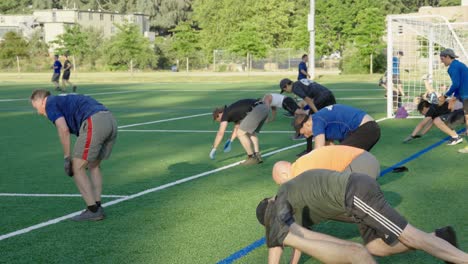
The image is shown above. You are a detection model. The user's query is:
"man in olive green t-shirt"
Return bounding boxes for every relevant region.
[257,169,466,264]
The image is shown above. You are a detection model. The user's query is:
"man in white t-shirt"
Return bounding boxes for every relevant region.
[262,93,307,122]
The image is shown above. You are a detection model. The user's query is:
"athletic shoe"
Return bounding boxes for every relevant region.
[72,86,77,92]
[435,226,458,264]
[447,136,463,146]
[241,156,260,165]
[254,152,263,163]
[457,146,468,153]
[265,199,293,247]
[71,208,105,221]
[292,134,305,140]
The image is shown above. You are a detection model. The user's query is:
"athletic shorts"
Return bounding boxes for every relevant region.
[51,73,60,82]
[343,151,380,179]
[314,92,336,111]
[239,103,269,134]
[341,121,381,151]
[345,173,408,246]
[463,99,468,114]
[73,111,118,161]
[282,97,299,115]
[62,71,71,80]
[439,109,465,128]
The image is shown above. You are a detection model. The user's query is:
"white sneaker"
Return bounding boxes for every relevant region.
[458,147,468,153]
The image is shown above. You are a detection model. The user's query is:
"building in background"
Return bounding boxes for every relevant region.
[0,9,153,44]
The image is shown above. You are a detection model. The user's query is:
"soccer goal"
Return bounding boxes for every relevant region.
[385,15,468,118]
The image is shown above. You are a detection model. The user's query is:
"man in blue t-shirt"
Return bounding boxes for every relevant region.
[297,54,311,81]
[440,49,468,153]
[51,55,62,91]
[30,89,117,221]
[293,104,380,151]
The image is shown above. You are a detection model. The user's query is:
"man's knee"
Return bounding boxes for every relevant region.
[72,158,88,171]
[365,239,395,257]
[348,243,374,263]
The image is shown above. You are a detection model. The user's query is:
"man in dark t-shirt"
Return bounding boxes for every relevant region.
[61,54,77,92]
[256,169,466,263]
[210,99,269,165]
[403,99,465,145]
[31,89,117,221]
[280,78,337,156]
[51,55,62,91]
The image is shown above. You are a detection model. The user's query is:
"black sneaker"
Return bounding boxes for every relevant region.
[447,136,463,146]
[265,199,293,247]
[435,226,458,264]
[72,86,77,92]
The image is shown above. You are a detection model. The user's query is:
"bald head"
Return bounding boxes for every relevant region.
[272,161,293,184]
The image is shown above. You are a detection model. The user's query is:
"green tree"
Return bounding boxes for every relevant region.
[50,25,90,61]
[229,23,267,58]
[170,21,199,60]
[0,31,29,67]
[103,22,157,70]
[352,7,386,73]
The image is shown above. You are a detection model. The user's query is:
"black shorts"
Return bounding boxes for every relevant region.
[314,92,336,110]
[439,109,465,128]
[341,121,381,151]
[62,71,71,80]
[463,99,468,114]
[345,173,408,246]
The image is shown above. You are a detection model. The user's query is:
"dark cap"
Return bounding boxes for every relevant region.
[279,78,292,94]
[292,114,309,134]
[440,49,458,58]
[256,198,270,226]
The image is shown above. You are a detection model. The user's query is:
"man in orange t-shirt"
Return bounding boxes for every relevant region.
[272,145,379,184]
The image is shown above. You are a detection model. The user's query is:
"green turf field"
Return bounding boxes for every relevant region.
[0,73,467,264]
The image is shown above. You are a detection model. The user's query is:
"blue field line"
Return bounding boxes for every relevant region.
[216,128,466,264]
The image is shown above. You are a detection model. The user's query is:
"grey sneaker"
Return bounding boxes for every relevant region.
[447,136,463,146]
[71,208,105,221]
[241,156,260,165]
[254,152,263,163]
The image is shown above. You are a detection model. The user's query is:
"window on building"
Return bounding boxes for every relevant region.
[111,15,114,21]
[52,12,56,22]
[89,13,93,20]
[0,17,4,23]
[78,12,82,20]
[398,25,403,35]
[100,14,104,20]
[111,25,115,34]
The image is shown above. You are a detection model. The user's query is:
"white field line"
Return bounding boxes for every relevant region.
[0,193,127,198]
[118,113,211,129]
[0,142,305,241]
[119,129,294,133]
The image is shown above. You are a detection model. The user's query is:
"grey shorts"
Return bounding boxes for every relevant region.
[345,173,408,246]
[51,73,60,82]
[439,109,465,128]
[73,111,118,161]
[343,151,380,179]
[239,103,269,134]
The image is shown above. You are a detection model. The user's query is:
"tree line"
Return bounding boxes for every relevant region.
[0,0,460,73]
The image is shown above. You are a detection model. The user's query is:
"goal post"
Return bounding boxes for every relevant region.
[386,14,468,118]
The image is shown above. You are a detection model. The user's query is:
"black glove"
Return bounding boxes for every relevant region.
[64,157,73,177]
[403,135,421,143]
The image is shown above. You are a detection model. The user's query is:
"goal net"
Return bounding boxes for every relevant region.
[385,15,468,118]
